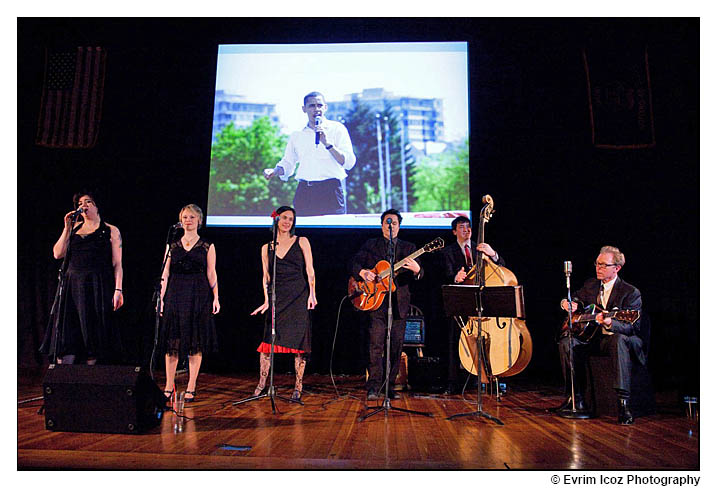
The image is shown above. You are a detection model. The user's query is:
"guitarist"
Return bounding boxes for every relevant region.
[557,246,643,424]
[350,209,423,401]
[441,215,505,395]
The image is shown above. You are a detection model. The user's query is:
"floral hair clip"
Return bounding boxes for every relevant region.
[271,210,279,219]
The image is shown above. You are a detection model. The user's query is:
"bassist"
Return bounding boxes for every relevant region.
[350,209,423,401]
[441,215,505,395]
[557,246,643,424]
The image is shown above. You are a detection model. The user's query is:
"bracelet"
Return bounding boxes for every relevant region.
[324,144,333,150]
[115,288,123,292]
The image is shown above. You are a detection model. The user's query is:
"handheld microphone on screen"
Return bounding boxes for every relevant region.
[315,116,321,145]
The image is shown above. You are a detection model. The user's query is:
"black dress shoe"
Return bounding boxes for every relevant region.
[618,398,634,425]
[367,389,380,401]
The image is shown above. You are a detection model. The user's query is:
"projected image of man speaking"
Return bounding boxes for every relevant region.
[263,92,356,216]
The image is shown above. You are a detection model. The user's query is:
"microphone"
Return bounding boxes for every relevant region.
[172,222,183,229]
[314,116,321,145]
[386,217,393,224]
[71,207,84,218]
[564,260,572,289]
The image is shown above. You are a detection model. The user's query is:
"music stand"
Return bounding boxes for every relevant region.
[442,284,525,424]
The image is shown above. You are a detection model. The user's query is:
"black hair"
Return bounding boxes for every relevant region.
[73,190,99,211]
[275,205,296,236]
[451,215,471,231]
[303,91,325,105]
[381,209,402,224]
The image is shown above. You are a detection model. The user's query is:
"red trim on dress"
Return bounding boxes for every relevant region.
[256,342,305,354]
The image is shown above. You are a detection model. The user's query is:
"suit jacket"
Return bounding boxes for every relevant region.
[441,240,506,284]
[573,276,645,363]
[350,236,424,318]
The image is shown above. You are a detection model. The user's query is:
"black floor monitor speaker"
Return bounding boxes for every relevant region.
[408,356,444,393]
[43,364,165,434]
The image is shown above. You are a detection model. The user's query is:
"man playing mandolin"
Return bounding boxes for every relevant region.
[557,245,643,424]
[350,209,423,401]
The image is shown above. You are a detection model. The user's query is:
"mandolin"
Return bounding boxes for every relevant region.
[348,238,444,311]
[558,304,640,343]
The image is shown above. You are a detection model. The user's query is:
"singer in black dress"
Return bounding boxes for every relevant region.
[160,204,220,402]
[251,206,317,400]
[41,191,124,365]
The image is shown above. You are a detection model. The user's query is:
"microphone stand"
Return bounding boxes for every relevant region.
[559,261,592,419]
[44,210,83,365]
[447,241,503,424]
[35,211,81,412]
[233,217,302,413]
[359,221,432,421]
[149,224,181,380]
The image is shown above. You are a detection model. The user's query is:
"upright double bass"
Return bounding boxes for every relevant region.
[458,195,533,382]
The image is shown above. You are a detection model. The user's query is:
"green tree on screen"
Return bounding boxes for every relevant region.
[208,117,295,215]
[410,139,469,211]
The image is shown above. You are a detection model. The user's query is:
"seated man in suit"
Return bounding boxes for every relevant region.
[441,215,505,395]
[557,245,644,425]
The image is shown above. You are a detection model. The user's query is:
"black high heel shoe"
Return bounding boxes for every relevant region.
[184,390,196,402]
[164,387,175,402]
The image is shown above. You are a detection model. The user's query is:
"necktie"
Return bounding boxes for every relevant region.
[464,244,472,267]
[598,283,605,308]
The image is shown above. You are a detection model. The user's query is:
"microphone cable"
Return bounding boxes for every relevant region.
[324,294,362,407]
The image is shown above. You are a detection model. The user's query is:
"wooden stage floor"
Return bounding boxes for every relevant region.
[18,371,699,471]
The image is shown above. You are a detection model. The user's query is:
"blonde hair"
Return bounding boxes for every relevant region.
[179,204,204,229]
[600,245,625,267]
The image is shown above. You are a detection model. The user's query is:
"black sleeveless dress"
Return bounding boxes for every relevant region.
[258,237,311,353]
[41,220,121,362]
[160,238,218,358]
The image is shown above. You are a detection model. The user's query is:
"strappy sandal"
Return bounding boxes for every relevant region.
[184,390,196,402]
[163,387,175,403]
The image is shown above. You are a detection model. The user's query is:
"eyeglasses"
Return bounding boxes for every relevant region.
[594,261,618,269]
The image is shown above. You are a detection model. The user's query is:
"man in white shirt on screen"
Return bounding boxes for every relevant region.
[263,91,356,216]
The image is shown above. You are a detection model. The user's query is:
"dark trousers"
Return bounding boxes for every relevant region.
[293,178,346,216]
[366,308,406,392]
[558,333,633,398]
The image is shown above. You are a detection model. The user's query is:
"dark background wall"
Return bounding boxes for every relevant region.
[17,18,699,395]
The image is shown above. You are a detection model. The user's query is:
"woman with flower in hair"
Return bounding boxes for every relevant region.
[251,206,317,400]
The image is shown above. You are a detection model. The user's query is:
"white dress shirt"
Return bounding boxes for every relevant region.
[599,276,617,309]
[276,119,357,182]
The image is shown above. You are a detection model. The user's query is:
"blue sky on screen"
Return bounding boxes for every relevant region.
[214,42,469,141]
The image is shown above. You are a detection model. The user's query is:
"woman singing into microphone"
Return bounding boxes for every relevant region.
[41,191,124,365]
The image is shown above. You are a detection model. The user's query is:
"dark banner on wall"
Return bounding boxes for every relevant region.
[35,47,107,149]
[583,46,655,149]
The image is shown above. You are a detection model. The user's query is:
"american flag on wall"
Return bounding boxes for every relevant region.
[35,47,107,149]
